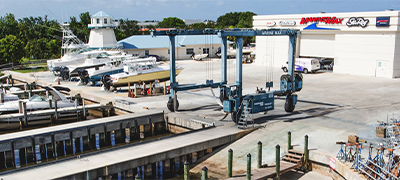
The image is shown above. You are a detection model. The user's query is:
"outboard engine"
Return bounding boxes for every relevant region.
[77,69,89,85]
[54,66,70,81]
[101,75,112,91]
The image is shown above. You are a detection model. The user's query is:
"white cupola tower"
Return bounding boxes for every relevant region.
[88,11,120,49]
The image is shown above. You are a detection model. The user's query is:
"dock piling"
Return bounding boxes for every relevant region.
[202,166,208,180]
[276,144,280,180]
[288,131,292,150]
[228,148,233,178]
[82,99,86,120]
[257,141,262,168]
[304,135,309,170]
[0,92,4,103]
[247,153,251,180]
[135,173,141,180]
[184,161,190,180]
[22,101,28,126]
[54,99,58,122]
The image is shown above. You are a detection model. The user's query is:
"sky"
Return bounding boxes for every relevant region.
[1,0,399,22]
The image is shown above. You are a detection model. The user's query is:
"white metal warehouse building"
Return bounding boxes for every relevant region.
[253,10,400,78]
[118,35,225,60]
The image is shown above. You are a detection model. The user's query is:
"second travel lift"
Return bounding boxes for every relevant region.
[151,28,303,123]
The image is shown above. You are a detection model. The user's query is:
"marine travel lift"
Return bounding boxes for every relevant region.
[151,28,303,123]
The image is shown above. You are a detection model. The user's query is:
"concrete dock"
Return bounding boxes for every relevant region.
[0,125,248,179]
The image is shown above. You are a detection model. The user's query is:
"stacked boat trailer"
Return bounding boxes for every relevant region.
[151,28,303,126]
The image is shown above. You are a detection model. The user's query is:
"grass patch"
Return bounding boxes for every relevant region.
[12,66,48,73]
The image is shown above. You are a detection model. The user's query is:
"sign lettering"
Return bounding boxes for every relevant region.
[261,31,282,35]
[346,17,369,27]
[279,20,296,26]
[300,17,343,24]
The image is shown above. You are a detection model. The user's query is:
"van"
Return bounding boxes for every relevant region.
[282,58,320,73]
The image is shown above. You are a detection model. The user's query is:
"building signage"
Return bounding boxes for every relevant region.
[300,17,344,24]
[279,20,296,26]
[376,17,390,26]
[266,21,276,27]
[346,17,369,28]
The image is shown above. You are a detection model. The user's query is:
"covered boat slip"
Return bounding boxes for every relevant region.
[0,110,164,143]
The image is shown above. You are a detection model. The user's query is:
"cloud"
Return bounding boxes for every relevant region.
[217,1,223,6]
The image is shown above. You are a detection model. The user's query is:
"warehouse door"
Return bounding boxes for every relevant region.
[299,34,335,58]
[376,60,389,77]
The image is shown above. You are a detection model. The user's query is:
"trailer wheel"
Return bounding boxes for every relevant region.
[284,98,295,112]
[167,98,179,112]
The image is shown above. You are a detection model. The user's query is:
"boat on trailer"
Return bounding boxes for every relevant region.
[101,58,184,91]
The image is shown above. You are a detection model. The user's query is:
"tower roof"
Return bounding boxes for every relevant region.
[91,11,111,18]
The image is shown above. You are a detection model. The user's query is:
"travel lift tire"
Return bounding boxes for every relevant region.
[231,108,242,124]
[167,98,179,112]
[284,97,295,113]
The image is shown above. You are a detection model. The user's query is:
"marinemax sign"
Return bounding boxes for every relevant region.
[300,17,344,24]
[279,20,296,26]
[376,17,390,26]
[346,17,369,28]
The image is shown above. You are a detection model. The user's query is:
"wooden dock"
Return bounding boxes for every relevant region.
[227,149,304,180]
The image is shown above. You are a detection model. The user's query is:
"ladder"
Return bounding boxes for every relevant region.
[237,99,254,129]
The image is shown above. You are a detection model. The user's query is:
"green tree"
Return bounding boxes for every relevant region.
[216,11,256,28]
[117,19,140,38]
[158,17,185,28]
[24,38,48,59]
[0,35,24,64]
[114,28,127,41]
[190,23,206,30]
[69,12,91,43]
[46,39,61,59]
[0,13,19,39]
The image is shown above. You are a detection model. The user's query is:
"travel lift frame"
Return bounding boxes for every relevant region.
[151,28,303,123]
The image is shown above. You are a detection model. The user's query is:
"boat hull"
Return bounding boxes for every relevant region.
[111,68,184,87]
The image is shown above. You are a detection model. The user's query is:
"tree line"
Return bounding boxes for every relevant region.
[0,11,255,64]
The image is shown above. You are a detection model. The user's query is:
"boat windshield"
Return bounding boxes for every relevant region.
[29,94,46,102]
[97,52,111,58]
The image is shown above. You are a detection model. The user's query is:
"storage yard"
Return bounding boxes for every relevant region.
[0,56,399,179]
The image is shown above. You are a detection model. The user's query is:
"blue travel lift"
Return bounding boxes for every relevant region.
[151,28,303,123]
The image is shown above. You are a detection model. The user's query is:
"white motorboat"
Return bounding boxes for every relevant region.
[192,53,209,61]
[0,89,19,102]
[101,58,184,91]
[0,86,74,114]
[79,57,156,85]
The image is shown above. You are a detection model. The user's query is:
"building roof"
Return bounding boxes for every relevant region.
[91,11,111,18]
[183,19,203,25]
[139,28,170,32]
[118,35,231,49]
